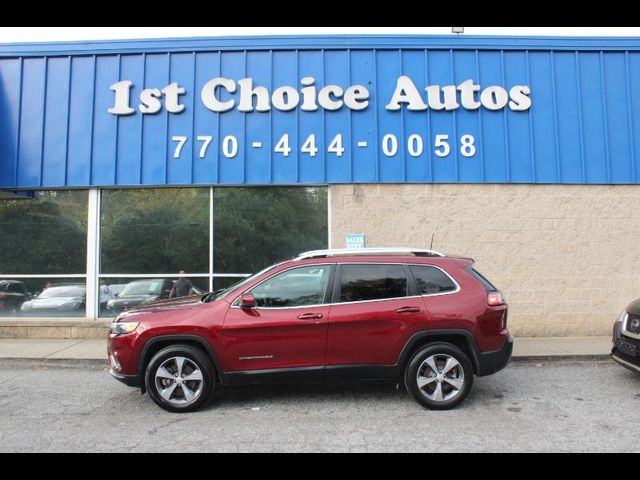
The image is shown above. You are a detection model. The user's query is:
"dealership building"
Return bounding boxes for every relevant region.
[1,34,640,338]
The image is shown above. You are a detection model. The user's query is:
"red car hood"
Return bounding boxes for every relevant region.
[118,294,204,317]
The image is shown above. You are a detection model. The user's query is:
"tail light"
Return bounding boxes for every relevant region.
[487,292,506,307]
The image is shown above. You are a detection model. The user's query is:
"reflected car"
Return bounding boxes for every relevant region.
[0,280,32,315]
[108,284,128,299]
[21,284,86,316]
[612,300,640,374]
[106,279,174,314]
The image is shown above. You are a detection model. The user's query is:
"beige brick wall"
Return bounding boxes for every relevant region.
[330,184,640,338]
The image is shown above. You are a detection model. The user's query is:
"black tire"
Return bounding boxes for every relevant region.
[145,344,215,413]
[404,343,474,410]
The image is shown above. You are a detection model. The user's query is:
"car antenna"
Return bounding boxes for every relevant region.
[430,232,435,250]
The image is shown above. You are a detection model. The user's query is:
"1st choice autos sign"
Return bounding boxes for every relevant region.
[107,76,531,161]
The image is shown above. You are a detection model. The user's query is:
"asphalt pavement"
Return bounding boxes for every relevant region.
[0,358,638,452]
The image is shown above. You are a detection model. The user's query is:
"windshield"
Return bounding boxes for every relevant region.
[209,264,281,301]
[121,280,164,296]
[38,286,85,299]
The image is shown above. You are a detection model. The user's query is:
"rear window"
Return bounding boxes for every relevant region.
[339,264,407,303]
[410,266,457,295]
[467,267,498,292]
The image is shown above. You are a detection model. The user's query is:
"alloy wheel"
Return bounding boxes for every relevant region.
[154,356,204,407]
[416,354,465,402]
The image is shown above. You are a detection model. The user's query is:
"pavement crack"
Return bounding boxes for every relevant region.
[147,417,189,436]
[44,341,86,359]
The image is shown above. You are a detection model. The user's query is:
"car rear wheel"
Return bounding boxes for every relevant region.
[404,343,474,410]
[145,345,215,413]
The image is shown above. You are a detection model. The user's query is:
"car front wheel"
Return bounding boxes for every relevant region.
[145,344,215,413]
[404,343,474,410]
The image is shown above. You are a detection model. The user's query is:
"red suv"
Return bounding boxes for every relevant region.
[108,248,513,412]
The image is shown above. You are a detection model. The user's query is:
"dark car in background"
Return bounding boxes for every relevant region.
[612,300,640,374]
[0,280,32,315]
[20,284,85,316]
[106,279,175,315]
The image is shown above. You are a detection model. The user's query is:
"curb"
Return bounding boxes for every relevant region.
[511,354,612,363]
[0,357,108,368]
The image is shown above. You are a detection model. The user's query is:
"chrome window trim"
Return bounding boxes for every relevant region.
[230,261,461,311]
[622,313,640,340]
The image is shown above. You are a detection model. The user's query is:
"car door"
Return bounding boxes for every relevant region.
[222,264,334,377]
[326,263,429,369]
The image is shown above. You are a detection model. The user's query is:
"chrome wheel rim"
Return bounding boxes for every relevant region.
[416,354,465,402]
[155,356,204,407]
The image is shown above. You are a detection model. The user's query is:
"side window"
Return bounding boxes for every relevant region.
[250,265,331,308]
[7,284,23,294]
[410,266,458,295]
[339,264,407,303]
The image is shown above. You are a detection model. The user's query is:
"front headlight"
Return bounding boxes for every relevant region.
[110,321,140,335]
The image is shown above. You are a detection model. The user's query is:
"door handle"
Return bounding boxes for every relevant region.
[395,307,421,314]
[297,313,324,320]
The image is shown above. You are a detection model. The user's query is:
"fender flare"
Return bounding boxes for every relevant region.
[397,329,481,374]
[138,334,224,387]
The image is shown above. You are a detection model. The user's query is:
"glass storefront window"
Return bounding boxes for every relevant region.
[0,186,327,319]
[213,187,328,274]
[0,191,87,275]
[100,188,210,275]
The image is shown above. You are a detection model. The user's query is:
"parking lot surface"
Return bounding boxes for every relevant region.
[0,359,638,452]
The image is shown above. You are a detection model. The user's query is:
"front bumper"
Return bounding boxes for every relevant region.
[611,320,640,374]
[109,368,140,388]
[477,335,513,377]
[611,353,640,374]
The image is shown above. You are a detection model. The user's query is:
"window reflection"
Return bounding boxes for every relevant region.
[0,278,86,317]
[0,191,87,275]
[213,187,328,274]
[100,188,209,274]
[99,277,209,317]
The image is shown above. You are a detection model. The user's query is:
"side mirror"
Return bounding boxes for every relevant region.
[239,294,256,309]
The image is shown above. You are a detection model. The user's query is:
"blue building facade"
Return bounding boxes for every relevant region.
[2,35,640,189]
[1,34,640,332]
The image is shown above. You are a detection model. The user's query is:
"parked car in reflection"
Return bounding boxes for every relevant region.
[20,284,85,316]
[108,284,128,299]
[0,280,32,315]
[106,279,174,315]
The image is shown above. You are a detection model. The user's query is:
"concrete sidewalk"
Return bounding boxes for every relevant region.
[0,337,613,363]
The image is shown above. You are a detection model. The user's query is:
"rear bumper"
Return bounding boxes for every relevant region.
[477,335,513,377]
[109,369,140,388]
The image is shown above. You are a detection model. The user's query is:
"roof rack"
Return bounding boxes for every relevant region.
[295,248,445,261]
